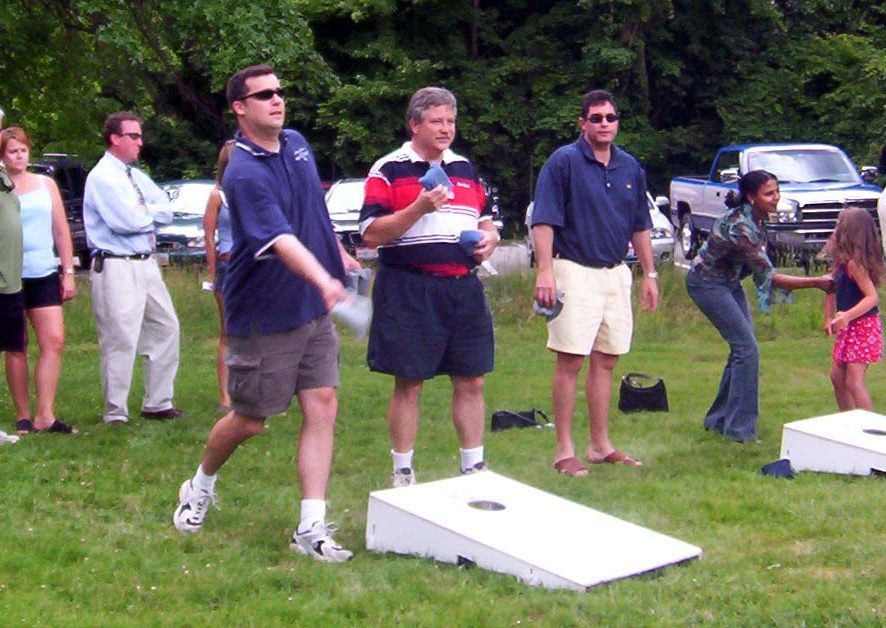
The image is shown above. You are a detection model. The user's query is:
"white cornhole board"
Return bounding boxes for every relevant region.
[780,409,886,476]
[365,471,702,591]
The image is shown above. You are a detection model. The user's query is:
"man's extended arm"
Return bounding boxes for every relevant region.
[271,234,345,311]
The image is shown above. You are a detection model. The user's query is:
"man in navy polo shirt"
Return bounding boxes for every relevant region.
[173,65,359,563]
[531,89,659,477]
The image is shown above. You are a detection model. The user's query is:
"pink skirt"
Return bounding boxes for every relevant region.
[833,314,883,364]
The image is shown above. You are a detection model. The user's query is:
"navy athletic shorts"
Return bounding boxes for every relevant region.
[368,265,494,380]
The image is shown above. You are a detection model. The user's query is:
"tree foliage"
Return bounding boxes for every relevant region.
[0,0,883,228]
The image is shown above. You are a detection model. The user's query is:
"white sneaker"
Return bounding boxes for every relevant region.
[173,479,218,533]
[0,430,19,444]
[391,467,416,488]
[290,521,353,563]
[461,461,488,475]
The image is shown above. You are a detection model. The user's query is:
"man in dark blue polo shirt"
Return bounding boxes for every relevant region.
[531,89,659,477]
[172,65,359,563]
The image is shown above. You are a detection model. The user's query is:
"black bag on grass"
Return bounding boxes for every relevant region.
[491,408,550,431]
[618,373,669,413]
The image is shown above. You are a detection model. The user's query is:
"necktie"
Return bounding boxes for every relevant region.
[126,166,154,251]
[126,166,146,205]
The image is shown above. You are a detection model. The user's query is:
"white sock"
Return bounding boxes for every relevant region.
[460,446,484,471]
[391,449,414,472]
[298,499,326,534]
[192,465,217,494]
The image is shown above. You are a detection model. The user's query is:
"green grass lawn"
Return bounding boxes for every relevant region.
[1,265,884,625]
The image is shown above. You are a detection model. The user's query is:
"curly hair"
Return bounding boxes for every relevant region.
[818,207,884,286]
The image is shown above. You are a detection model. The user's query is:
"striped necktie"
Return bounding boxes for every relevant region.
[126,165,154,251]
[126,166,146,205]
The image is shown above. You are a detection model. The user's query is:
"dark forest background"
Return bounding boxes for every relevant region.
[2,0,883,231]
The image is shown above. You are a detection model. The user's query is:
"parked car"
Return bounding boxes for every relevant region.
[669,143,882,267]
[479,177,505,231]
[324,178,367,255]
[156,179,214,263]
[30,154,91,269]
[524,192,675,267]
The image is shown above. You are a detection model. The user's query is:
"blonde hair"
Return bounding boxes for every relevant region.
[215,140,235,185]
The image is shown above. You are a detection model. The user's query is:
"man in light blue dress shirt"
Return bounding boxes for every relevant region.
[84,111,183,424]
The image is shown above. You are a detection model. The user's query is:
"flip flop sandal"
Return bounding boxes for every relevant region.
[37,420,79,435]
[589,450,643,467]
[15,418,34,435]
[553,456,589,477]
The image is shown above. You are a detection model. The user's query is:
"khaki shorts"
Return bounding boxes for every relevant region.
[227,315,340,418]
[547,258,633,356]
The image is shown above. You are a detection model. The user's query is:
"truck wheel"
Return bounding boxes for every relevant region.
[674,214,695,267]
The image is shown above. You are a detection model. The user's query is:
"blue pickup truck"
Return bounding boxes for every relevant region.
[669,143,882,266]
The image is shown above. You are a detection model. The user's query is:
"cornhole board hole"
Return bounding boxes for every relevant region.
[365,471,702,591]
[780,409,886,476]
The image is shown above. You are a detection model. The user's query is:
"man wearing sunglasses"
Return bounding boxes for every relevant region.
[173,65,359,563]
[83,111,182,425]
[530,89,658,477]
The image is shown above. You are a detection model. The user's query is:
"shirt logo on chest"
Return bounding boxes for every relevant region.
[293,148,309,162]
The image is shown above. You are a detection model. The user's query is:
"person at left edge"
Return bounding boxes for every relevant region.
[1,127,78,435]
[0,157,24,445]
[83,111,182,424]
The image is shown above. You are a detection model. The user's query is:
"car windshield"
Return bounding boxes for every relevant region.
[746,149,859,184]
[326,181,365,215]
[164,183,213,215]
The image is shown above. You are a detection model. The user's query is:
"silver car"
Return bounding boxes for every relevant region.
[156,179,214,262]
[524,193,674,266]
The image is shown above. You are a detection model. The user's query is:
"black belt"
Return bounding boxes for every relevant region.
[95,251,152,260]
[554,253,620,269]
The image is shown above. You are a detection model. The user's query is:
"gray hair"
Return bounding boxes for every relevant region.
[406,87,457,131]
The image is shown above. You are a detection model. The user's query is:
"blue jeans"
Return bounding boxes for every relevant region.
[685,269,759,441]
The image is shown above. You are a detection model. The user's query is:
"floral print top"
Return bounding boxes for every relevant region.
[693,203,776,311]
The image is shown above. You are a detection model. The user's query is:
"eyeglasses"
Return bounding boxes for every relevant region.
[240,88,285,101]
[583,113,619,124]
[116,132,143,141]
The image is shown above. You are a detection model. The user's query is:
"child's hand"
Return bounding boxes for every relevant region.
[824,319,834,337]
[830,311,850,334]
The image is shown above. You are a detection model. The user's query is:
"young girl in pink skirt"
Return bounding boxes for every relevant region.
[821,207,883,410]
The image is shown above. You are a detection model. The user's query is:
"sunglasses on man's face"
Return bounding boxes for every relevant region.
[583,113,619,124]
[117,132,143,141]
[240,88,285,101]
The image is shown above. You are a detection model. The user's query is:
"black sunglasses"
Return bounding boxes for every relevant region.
[583,113,619,124]
[116,132,143,140]
[240,88,285,101]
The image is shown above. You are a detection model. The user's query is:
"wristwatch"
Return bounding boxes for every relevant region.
[646,271,659,279]
[63,268,75,275]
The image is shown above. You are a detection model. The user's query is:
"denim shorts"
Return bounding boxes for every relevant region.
[214,261,228,295]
